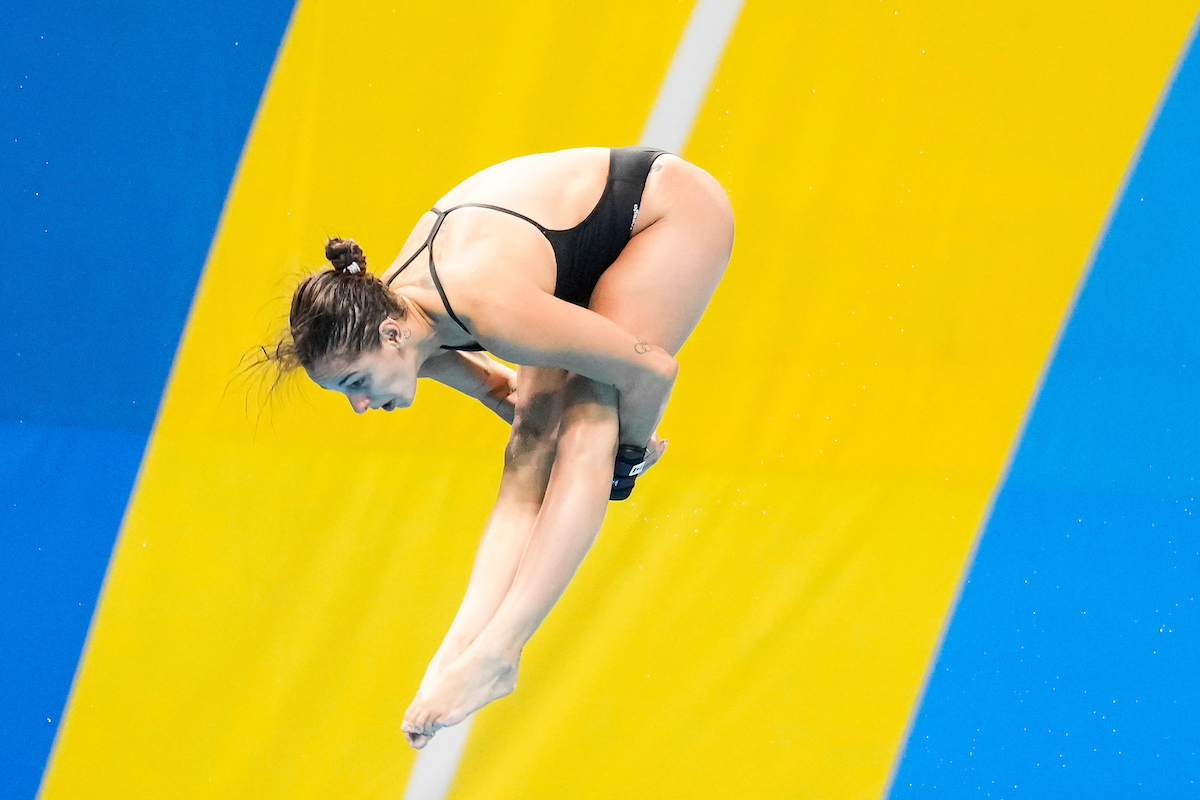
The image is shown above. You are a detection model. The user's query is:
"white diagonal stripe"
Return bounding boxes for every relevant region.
[401,715,474,800]
[640,0,746,153]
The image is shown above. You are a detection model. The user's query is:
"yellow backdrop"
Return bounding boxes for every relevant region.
[42,1,1196,798]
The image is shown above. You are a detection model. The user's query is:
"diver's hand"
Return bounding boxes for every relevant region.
[610,433,668,501]
[643,432,668,473]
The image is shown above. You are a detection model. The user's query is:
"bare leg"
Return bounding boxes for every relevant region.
[404,368,567,748]
[403,376,618,739]
[403,157,734,743]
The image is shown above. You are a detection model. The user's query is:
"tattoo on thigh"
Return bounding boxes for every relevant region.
[634,340,653,354]
[651,160,664,173]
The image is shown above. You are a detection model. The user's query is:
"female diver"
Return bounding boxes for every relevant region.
[271,146,733,749]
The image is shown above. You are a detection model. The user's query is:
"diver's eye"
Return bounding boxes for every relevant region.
[349,378,366,391]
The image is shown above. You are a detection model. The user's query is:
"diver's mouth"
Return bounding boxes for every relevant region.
[382,399,396,412]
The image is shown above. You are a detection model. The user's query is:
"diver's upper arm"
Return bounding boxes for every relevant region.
[453,279,677,446]
[465,283,678,394]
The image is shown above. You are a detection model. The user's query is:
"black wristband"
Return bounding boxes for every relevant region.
[610,445,647,501]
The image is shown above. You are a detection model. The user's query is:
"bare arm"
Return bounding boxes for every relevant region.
[450,272,678,447]
[418,350,518,423]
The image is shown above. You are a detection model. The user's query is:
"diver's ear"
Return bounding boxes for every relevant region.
[379,317,406,347]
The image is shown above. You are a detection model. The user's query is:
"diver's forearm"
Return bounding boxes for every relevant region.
[615,348,677,448]
[482,389,517,424]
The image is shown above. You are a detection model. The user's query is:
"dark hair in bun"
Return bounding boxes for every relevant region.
[260,237,406,379]
[325,237,367,273]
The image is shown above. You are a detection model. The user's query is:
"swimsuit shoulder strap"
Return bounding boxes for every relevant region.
[417,207,477,340]
[386,208,447,288]
[384,207,470,334]
[391,202,547,347]
[442,202,549,234]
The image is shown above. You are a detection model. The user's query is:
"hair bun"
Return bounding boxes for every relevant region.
[325,237,367,274]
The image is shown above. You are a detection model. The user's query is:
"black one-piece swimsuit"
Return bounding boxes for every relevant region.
[386,146,669,352]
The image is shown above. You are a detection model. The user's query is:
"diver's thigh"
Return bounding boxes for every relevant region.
[587,182,732,355]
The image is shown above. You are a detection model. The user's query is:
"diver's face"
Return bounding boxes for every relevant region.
[311,337,418,414]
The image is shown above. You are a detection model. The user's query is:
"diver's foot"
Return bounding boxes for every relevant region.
[402,650,518,742]
[402,648,465,750]
[416,649,459,695]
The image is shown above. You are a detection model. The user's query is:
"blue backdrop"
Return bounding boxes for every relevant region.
[1,3,294,796]
[4,3,1197,798]
[892,28,1200,800]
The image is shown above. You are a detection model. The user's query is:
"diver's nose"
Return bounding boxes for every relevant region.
[348,394,370,414]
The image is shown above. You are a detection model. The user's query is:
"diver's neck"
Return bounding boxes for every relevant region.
[395,287,468,355]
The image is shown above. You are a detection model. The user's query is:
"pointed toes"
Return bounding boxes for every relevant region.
[405,730,433,750]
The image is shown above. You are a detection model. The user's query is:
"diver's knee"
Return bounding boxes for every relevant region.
[512,388,563,439]
[562,374,618,409]
[506,391,563,468]
[557,387,618,462]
